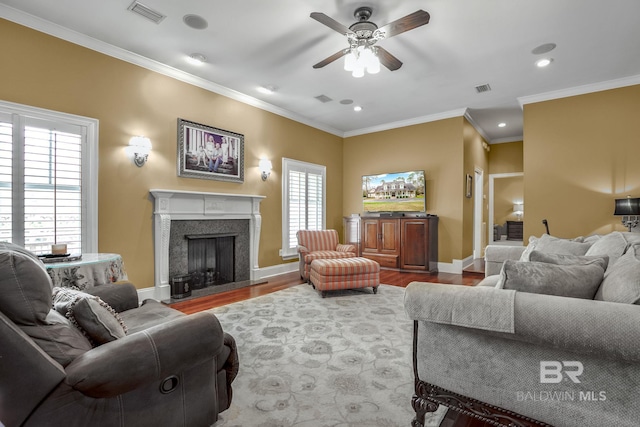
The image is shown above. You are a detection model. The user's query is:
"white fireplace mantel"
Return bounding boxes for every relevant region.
[150,189,265,301]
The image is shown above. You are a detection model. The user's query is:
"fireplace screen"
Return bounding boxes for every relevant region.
[186,233,235,287]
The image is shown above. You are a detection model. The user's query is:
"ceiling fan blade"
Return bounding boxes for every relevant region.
[376,47,403,71]
[313,48,350,69]
[376,10,430,39]
[310,12,354,36]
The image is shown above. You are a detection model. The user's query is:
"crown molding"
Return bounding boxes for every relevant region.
[518,74,640,108]
[491,136,524,144]
[462,110,490,142]
[344,108,468,138]
[0,5,344,137]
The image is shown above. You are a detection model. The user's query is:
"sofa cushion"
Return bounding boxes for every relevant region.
[584,231,628,268]
[529,250,609,270]
[594,245,640,304]
[53,287,127,345]
[497,259,604,299]
[0,243,53,326]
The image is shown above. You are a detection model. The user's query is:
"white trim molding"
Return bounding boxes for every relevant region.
[149,189,265,301]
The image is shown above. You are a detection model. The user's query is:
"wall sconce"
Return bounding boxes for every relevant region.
[259,158,272,181]
[614,197,640,231]
[513,203,524,221]
[126,136,152,167]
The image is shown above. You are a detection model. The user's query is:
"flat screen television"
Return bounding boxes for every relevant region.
[362,170,426,213]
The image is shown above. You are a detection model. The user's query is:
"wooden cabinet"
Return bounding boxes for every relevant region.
[506,221,524,241]
[360,216,438,272]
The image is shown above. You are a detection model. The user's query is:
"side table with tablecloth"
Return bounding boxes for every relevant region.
[45,253,128,289]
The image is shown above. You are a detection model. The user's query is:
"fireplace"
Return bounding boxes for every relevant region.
[150,190,265,301]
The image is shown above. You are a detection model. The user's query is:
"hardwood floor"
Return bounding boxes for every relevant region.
[168,269,488,427]
[168,269,483,314]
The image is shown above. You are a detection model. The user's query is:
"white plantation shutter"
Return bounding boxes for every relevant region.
[24,119,83,254]
[0,101,98,254]
[0,113,12,243]
[282,158,326,257]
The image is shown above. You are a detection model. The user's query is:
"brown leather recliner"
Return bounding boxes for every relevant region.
[0,242,238,427]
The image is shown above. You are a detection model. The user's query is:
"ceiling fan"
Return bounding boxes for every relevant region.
[310,7,430,76]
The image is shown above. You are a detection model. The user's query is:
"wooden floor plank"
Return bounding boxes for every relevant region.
[168,269,482,314]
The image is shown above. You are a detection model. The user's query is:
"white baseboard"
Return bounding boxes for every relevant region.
[437,255,473,274]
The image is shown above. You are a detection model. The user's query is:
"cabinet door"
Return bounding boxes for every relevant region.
[401,219,428,270]
[361,219,381,252]
[361,218,400,268]
[379,219,400,254]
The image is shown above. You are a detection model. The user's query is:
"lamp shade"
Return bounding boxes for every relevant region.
[614,198,640,215]
[513,203,524,213]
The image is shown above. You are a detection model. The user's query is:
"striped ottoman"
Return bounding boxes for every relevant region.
[309,257,380,297]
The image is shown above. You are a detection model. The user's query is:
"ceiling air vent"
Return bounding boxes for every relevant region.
[315,94,333,103]
[127,1,166,24]
[475,84,492,93]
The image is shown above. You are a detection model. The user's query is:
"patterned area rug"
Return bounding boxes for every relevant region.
[210,284,446,427]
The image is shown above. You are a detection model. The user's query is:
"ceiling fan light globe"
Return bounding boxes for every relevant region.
[360,47,375,67]
[367,62,380,74]
[352,67,365,78]
[344,52,357,71]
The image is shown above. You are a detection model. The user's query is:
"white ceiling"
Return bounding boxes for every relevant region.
[2,0,640,142]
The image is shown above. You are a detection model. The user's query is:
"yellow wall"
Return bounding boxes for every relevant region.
[494,176,524,225]
[489,141,523,174]
[523,84,640,238]
[462,118,490,255]
[343,117,476,263]
[0,19,344,287]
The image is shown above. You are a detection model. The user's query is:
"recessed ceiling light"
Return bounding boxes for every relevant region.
[354,106,362,112]
[257,85,277,94]
[186,53,207,65]
[498,122,506,128]
[183,14,208,30]
[531,43,557,55]
[340,99,354,105]
[536,58,553,68]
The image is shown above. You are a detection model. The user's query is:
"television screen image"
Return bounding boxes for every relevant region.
[362,170,426,213]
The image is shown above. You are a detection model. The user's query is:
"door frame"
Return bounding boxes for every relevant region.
[488,172,524,244]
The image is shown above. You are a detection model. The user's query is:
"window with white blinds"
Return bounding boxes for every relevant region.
[281,158,326,258]
[0,101,98,255]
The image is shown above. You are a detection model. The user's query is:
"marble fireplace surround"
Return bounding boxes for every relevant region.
[150,189,265,301]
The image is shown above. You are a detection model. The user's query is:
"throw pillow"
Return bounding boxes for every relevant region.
[497,260,605,300]
[19,310,93,366]
[594,245,640,304]
[584,231,627,268]
[534,233,591,256]
[529,250,609,271]
[52,287,127,345]
[518,236,539,262]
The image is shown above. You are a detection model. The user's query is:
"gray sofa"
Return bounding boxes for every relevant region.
[0,242,238,427]
[405,232,640,427]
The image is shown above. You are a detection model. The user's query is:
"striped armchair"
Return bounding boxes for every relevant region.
[296,229,357,280]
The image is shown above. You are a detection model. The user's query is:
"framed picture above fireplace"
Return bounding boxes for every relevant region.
[177,118,244,183]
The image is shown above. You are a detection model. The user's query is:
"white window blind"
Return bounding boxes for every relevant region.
[282,158,326,258]
[0,101,98,254]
